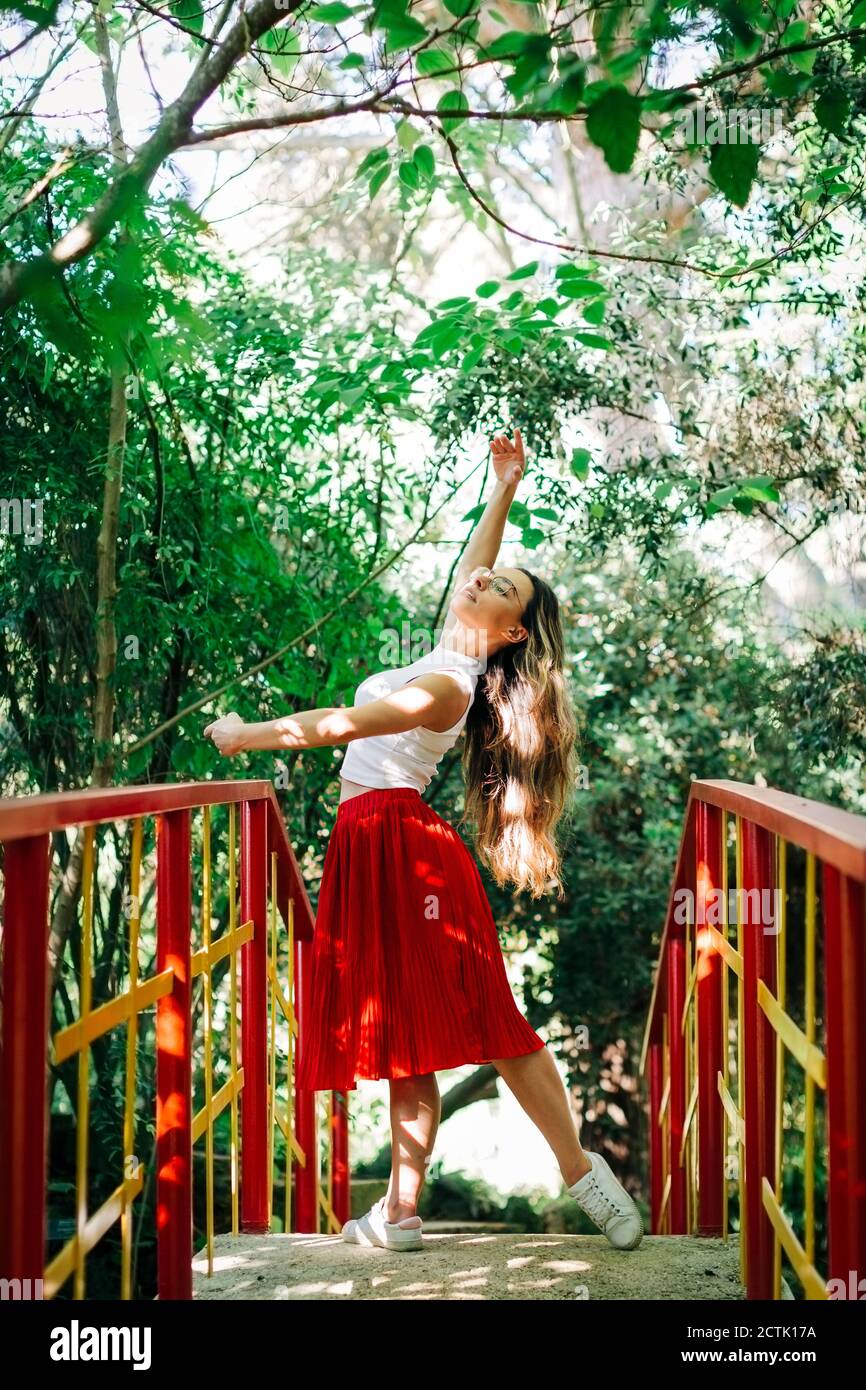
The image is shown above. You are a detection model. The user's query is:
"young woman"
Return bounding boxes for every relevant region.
[204,428,643,1254]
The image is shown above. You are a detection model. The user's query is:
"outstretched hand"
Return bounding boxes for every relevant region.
[203,710,246,756]
[490,427,525,486]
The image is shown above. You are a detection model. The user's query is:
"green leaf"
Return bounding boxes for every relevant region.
[504,48,553,102]
[416,48,454,76]
[733,30,762,61]
[356,146,390,178]
[413,314,463,347]
[574,332,613,350]
[398,160,420,189]
[508,500,531,525]
[339,52,366,68]
[308,2,354,21]
[780,18,809,46]
[413,144,435,180]
[719,1,756,47]
[739,477,780,503]
[521,527,545,549]
[780,18,817,70]
[170,0,204,31]
[396,117,420,151]
[531,507,558,521]
[558,278,605,299]
[379,13,428,51]
[461,503,486,522]
[709,141,760,207]
[571,448,591,481]
[555,262,597,279]
[585,86,642,174]
[437,89,470,133]
[339,385,366,406]
[442,0,475,14]
[851,0,866,24]
[461,345,485,373]
[429,323,463,358]
[516,318,552,336]
[815,87,851,136]
[368,164,390,200]
[606,47,644,79]
[475,280,500,298]
[506,261,539,280]
[706,484,740,516]
[582,299,606,325]
[763,67,810,98]
[790,48,817,73]
[481,25,533,57]
[258,27,300,75]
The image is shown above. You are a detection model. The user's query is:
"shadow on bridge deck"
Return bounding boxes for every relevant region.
[192,1230,747,1301]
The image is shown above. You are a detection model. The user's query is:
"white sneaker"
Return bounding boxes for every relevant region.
[567,1151,644,1250]
[341,1196,424,1252]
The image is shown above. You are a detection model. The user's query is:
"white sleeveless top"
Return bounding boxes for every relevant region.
[339,640,486,794]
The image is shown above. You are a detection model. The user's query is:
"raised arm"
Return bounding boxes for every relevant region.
[204,671,469,756]
[205,428,527,758]
[442,428,526,631]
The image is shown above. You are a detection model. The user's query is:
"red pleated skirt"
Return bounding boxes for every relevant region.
[295,786,546,1091]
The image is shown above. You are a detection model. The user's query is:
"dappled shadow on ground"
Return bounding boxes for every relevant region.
[192,1231,745,1301]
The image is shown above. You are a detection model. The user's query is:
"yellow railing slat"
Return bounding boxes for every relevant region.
[52,969,175,1062]
[761,1178,827,1301]
[190,919,254,976]
[717,1073,745,1146]
[706,923,743,979]
[45,1167,144,1301]
[757,980,827,1089]
[192,1069,246,1145]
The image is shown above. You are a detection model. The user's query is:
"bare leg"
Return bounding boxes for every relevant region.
[384,1072,441,1222]
[491,1046,593,1188]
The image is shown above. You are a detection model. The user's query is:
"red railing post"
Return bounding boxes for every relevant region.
[647,1039,664,1233]
[822,866,866,1292]
[294,935,318,1232]
[695,801,724,1236]
[331,1091,350,1228]
[240,798,269,1234]
[740,819,778,1300]
[0,833,51,1294]
[667,935,688,1232]
[156,809,193,1300]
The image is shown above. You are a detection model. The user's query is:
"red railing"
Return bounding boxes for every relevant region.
[640,779,866,1300]
[0,780,349,1300]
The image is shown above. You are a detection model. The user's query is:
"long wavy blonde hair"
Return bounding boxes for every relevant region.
[458,568,580,899]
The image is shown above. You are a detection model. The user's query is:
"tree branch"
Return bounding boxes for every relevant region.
[0,0,303,312]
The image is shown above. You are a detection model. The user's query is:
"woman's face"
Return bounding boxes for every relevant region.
[449,566,534,651]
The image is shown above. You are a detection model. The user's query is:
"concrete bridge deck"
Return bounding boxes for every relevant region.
[192,1229,747,1301]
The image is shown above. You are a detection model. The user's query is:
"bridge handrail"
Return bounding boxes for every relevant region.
[640,777,866,1300]
[0,779,315,941]
[0,778,347,1301]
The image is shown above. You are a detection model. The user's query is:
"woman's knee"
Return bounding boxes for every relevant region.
[388,1071,439,1094]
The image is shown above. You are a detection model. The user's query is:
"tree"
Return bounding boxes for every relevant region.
[3,1,866,314]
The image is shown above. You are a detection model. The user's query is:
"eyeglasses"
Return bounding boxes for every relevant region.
[466,566,520,602]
